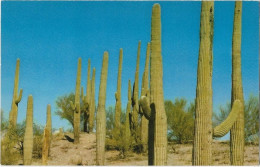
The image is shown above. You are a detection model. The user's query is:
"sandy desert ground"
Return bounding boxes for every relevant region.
[17,132,258,166]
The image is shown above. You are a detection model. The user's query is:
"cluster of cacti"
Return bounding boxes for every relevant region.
[114,49,123,136]
[130,41,141,143]
[4,2,249,166]
[70,58,82,144]
[81,59,96,133]
[8,58,23,128]
[96,52,109,165]
[23,95,33,165]
[192,1,244,165]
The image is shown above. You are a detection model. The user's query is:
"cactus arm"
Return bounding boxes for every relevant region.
[15,89,23,103]
[70,101,76,111]
[213,100,241,137]
[81,86,84,101]
[139,96,151,120]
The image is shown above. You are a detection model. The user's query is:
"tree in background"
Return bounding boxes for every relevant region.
[213,94,259,143]
[165,98,195,144]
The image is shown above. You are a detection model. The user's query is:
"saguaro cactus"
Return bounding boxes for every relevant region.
[23,95,33,165]
[42,127,50,165]
[96,52,109,165]
[131,41,141,141]
[114,48,123,135]
[124,80,132,151]
[46,104,52,154]
[140,43,150,152]
[89,68,96,132]
[83,59,91,132]
[230,1,245,165]
[71,58,82,144]
[9,58,23,128]
[192,2,214,165]
[139,4,167,165]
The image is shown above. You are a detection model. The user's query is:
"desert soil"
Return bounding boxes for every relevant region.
[28,132,258,166]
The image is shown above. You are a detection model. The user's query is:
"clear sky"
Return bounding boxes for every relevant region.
[1,1,259,140]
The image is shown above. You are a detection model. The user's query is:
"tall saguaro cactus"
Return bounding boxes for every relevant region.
[89,68,96,132]
[192,2,214,165]
[230,1,244,165]
[23,95,33,165]
[139,4,167,165]
[131,41,141,141]
[71,58,82,144]
[9,58,23,128]
[140,43,150,152]
[96,52,109,165]
[115,48,123,135]
[83,59,91,132]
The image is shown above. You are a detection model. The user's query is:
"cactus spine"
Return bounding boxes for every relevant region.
[230,1,244,165]
[140,43,150,152]
[71,58,82,144]
[131,41,141,141]
[84,59,91,132]
[124,80,132,151]
[96,52,109,165]
[23,95,33,165]
[9,58,23,128]
[89,68,96,132]
[192,2,214,165]
[139,4,167,165]
[115,48,123,135]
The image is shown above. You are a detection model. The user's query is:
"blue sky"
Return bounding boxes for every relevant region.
[1,1,259,140]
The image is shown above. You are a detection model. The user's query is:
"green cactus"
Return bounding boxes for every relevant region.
[96,51,109,165]
[139,4,167,165]
[114,48,123,136]
[46,104,52,154]
[9,58,23,128]
[124,80,132,152]
[131,41,141,142]
[71,58,82,144]
[83,59,91,132]
[23,95,33,165]
[89,68,96,132]
[230,1,245,165]
[42,127,50,165]
[192,2,243,165]
[140,43,150,152]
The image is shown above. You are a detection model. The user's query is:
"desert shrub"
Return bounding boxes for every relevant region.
[165,98,195,144]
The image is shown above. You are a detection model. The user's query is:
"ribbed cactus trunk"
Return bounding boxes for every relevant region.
[230,1,245,165]
[192,1,214,165]
[72,58,82,144]
[84,59,91,132]
[115,49,123,135]
[131,41,141,142]
[140,43,150,152]
[23,95,33,165]
[89,68,96,132]
[9,58,23,128]
[42,127,50,165]
[125,80,132,151]
[149,4,167,165]
[96,52,109,166]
